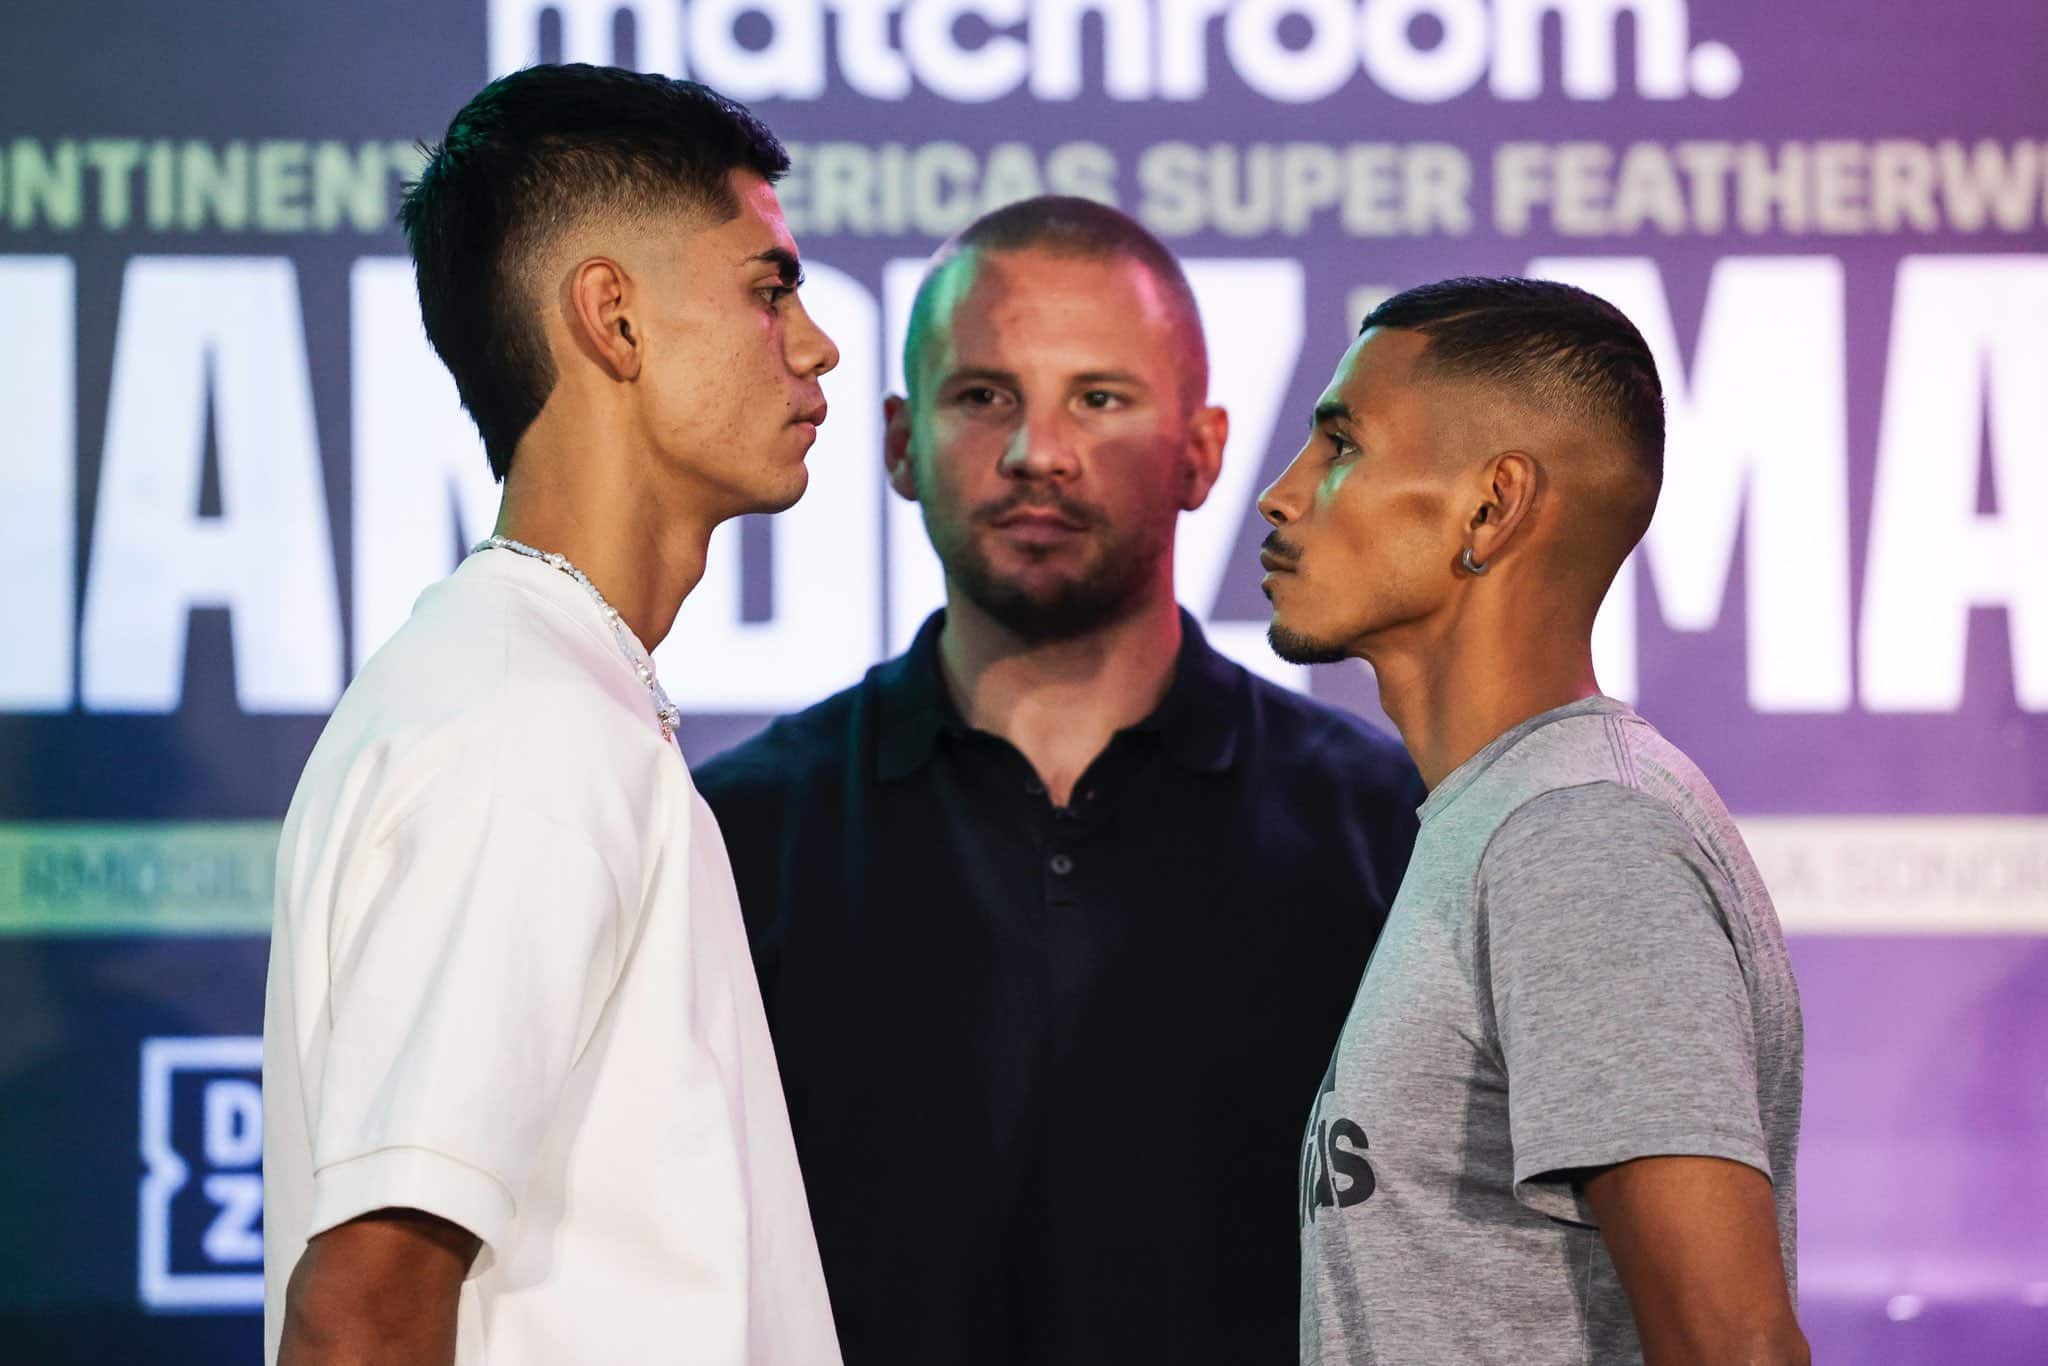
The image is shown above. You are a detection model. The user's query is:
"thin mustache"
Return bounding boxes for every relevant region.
[1260,530,1303,565]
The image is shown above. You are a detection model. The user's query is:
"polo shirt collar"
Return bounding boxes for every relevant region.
[874,612,966,782]
[872,608,1242,783]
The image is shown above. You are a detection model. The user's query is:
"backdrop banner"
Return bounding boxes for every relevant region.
[1,1,2043,1360]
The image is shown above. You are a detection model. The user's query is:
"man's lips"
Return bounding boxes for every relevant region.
[1258,548,1298,574]
[991,508,1087,531]
[791,400,828,428]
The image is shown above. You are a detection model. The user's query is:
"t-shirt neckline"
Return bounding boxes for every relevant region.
[1417,695,1633,825]
[460,547,659,678]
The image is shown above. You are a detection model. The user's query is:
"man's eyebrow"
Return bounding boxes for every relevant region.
[1072,369,1149,389]
[1313,398,1355,428]
[940,365,1020,387]
[744,246,802,286]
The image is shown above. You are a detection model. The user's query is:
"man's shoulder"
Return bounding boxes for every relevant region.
[365,560,631,700]
[307,570,675,828]
[693,673,870,804]
[349,597,649,754]
[1234,665,1420,796]
[1490,778,1691,857]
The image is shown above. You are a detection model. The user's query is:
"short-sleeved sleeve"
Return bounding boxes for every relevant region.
[1477,781,1767,1225]
[306,749,637,1268]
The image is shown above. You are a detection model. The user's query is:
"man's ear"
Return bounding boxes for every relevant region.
[883,394,919,502]
[566,256,640,382]
[1467,449,1541,569]
[1179,404,1229,512]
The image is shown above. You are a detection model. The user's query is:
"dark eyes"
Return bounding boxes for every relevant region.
[1325,431,1358,462]
[757,283,796,308]
[950,386,1128,410]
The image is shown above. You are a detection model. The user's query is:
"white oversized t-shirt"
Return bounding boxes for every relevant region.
[262,549,840,1365]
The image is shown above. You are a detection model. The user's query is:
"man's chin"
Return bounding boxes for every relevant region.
[750,464,809,515]
[1267,617,1353,666]
[956,569,1140,642]
[978,591,1121,641]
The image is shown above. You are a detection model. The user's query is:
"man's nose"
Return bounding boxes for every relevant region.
[1259,447,1316,527]
[999,411,1080,480]
[790,295,839,379]
[1258,476,1291,527]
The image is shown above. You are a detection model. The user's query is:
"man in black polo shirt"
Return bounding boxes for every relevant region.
[695,196,1422,1365]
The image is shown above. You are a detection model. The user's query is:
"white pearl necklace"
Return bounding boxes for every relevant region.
[471,535,683,743]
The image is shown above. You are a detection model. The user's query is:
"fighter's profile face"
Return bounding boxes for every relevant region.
[631,169,838,518]
[894,247,1202,639]
[1256,327,1464,664]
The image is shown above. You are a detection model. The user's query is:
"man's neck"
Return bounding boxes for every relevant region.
[937,584,1184,807]
[1364,608,1601,792]
[492,431,716,654]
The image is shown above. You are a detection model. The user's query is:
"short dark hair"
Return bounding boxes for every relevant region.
[905,195,1207,406]
[1360,277,1664,480]
[399,64,789,479]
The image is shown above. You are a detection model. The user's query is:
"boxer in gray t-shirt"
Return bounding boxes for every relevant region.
[1296,697,1801,1362]
[1257,277,1808,1364]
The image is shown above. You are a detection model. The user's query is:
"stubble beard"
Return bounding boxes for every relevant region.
[941,517,1168,643]
[1266,617,1354,665]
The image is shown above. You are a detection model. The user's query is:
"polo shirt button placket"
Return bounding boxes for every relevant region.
[1045,846,1078,907]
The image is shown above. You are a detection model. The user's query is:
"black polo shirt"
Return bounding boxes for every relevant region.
[696,611,1423,1366]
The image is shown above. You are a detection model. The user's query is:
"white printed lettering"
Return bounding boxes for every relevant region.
[0,257,75,709]
[81,258,342,713]
[1533,255,1852,710]
[1030,0,1152,100]
[1861,256,2048,710]
[691,0,827,99]
[349,259,502,671]
[902,0,1030,101]
[1491,0,1692,100]
[199,1175,265,1265]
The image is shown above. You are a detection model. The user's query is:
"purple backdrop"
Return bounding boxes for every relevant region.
[0,1,2043,1359]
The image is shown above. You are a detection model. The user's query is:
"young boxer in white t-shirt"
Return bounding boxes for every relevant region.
[263,64,841,1366]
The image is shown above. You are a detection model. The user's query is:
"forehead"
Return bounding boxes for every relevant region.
[1325,327,1427,399]
[930,247,1185,368]
[1321,327,1439,428]
[683,168,795,260]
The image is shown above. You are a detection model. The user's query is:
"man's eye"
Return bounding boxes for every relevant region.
[758,284,794,307]
[1325,432,1357,462]
[1080,390,1123,410]
[958,386,1000,406]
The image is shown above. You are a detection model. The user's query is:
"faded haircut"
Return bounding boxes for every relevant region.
[1360,276,1665,482]
[904,195,1208,408]
[399,63,789,479]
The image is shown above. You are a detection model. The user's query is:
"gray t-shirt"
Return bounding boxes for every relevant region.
[1300,696,1802,1365]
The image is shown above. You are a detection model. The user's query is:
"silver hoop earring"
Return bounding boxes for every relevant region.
[1460,547,1490,576]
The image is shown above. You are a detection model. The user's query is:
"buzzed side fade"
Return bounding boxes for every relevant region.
[399,64,788,479]
[1359,276,1665,486]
